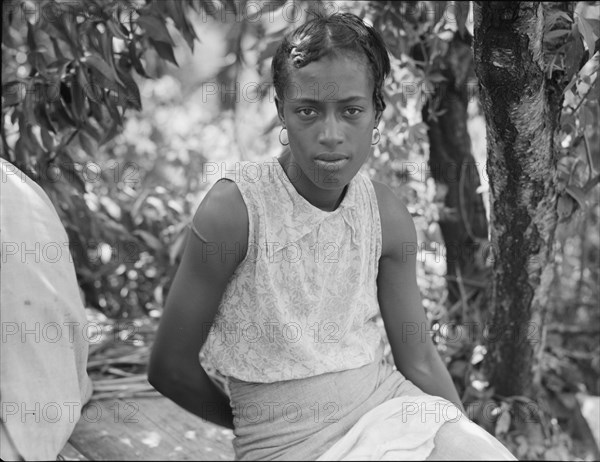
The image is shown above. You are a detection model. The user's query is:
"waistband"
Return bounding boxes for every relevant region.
[227,350,424,460]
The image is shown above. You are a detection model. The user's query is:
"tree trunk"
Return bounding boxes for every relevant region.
[473,2,569,398]
[423,32,489,323]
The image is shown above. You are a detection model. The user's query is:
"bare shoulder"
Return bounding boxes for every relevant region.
[370,179,417,260]
[192,179,248,261]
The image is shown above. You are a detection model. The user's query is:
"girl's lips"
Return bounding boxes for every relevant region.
[314,153,349,162]
[314,158,350,170]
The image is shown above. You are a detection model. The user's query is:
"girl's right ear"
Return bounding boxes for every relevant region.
[275,96,285,126]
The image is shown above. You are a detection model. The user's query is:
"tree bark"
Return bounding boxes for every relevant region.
[473,2,568,398]
[423,32,489,318]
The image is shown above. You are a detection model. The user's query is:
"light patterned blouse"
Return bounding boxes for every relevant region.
[199,157,383,383]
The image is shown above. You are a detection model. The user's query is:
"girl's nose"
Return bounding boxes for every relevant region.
[318,115,344,149]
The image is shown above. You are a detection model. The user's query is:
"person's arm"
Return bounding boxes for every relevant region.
[372,181,466,414]
[148,179,249,429]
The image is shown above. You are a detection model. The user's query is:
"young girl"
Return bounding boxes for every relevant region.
[149,12,517,461]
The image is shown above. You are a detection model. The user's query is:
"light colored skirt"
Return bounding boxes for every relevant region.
[227,352,516,461]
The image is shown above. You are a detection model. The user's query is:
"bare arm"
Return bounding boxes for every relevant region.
[148,179,249,428]
[372,181,465,413]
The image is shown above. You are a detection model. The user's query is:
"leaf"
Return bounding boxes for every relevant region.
[11,107,20,125]
[77,64,91,99]
[165,0,185,32]
[55,10,79,50]
[133,229,163,250]
[40,20,70,47]
[54,98,77,129]
[40,126,55,152]
[426,72,448,83]
[105,97,123,125]
[431,1,447,27]
[196,0,220,18]
[24,125,43,159]
[78,130,98,155]
[99,196,122,221]
[580,52,599,89]
[137,14,174,45]
[495,409,511,436]
[551,10,573,26]
[58,150,86,193]
[35,103,56,134]
[557,193,575,219]
[23,89,38,127]
[543,29,570,42]
[99,121,119,146]
[71,80,86,124]
[146,196,166,216]
[115,69,141,111]
[50,37,64,60]
[455,1,469,37]
[583,18,600,37]
[88,99,106,127]
[148,38,178,66]
[98,26,115,71]
[564,27,585,83]
[83,120,103,142]
[82,53,123,87]
[2,81,23,106]
[106,19,129,41]
[129,41,150,78]
[174,2,199,48]
[46,57,72,77]
[556,155,575,188]
[3,25,18,49]
[179,18,198,51]
[565,184,588,210]
[577,16,598,54]
[27,21,36,51]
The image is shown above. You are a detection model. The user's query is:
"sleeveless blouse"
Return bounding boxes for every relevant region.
[199,157,383,383]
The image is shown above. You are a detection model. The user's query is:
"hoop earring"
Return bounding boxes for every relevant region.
[371,127,381,145]
[279,127,289,146]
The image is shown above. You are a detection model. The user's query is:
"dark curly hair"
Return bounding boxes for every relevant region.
[272,12,391,115]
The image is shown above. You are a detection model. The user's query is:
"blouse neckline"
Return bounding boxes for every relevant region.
[272,156,358,215]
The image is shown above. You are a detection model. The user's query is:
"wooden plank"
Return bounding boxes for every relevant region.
[68,398,235,460]
[576,393,600,452]
[137,398,235,460]
[58,441,89,461]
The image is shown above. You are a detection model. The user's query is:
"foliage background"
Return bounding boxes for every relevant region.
[2,1,599,460]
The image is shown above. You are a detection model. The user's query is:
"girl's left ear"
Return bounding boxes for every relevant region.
[275,96,285,126]
[374,111,382,128]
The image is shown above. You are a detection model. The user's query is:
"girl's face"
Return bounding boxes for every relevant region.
[277,53,378,192]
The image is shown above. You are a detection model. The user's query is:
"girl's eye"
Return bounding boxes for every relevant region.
[345,107,363,117]
[297,108,317,118]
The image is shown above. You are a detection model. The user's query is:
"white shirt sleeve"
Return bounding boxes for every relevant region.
[1,159,93,460]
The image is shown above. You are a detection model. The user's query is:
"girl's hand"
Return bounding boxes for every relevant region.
[372,180,465,413]
[148,179,248,428]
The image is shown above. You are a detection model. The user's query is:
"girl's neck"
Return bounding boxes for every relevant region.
[277,152,348,212]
